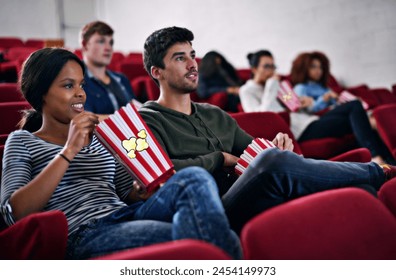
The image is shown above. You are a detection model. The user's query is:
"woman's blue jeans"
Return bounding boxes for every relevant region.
[67,167,242,259]
[222,148,386,233]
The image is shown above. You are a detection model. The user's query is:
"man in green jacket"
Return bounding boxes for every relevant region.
[139,26,396,233]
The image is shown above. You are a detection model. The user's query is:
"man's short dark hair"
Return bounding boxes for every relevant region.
[143,26,194,86]
[80,21,114,47]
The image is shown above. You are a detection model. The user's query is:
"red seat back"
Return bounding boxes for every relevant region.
[0,144,4,181]
[328,74,344,93]
[119,61,148,81]
[347,85,379,109]
[24,39,45,48]
[241,188,396,259]
[94,239,231,260]
[73,49,83,60]
[0,37,24,50]
[378,179,396,218]
[125,52,143,64]
[107,51,125,72]
[0,211,68,259]
[144,76,160,100]
[236,68,251,83]
[4,47,38,62]
[130,76,149,102]
[373,103,396,159]
[191,91,228,110]
[230,112,302,154]
[0,83,25,102]
[0,101,31,135]
[370,88,396,105]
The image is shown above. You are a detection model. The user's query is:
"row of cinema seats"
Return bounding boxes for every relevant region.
[1,184,396,259]
[2,108,396,259]
[3,39,396,114]
[1,77,396,159]
[0,37,64,83]
[1,82,396,165]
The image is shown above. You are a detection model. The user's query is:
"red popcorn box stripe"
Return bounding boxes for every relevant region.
[235,138,276,175]
[95,102,174,192]
[339,90,369,110]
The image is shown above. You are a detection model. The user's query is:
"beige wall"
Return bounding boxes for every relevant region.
[1,0,395,88]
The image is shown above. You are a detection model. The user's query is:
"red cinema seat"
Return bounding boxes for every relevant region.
[241,188,396,259]
[4,47,38,62]
[73,49,83,60]
[125,52,143,64]
[328,74,344,93]
[131,76,149,102]
[119,61,148,81]
[0,83,25,102]
[143,76,160,100]
[231,111,302,155]
[230,111,369,161]
[24,39,46,48]
[236,68,251,83]
[347,85,379,109]
[370,88,396,105]
[378,179,396,218]
[1,47,38,82]
[107,51,125,72]
[0,37,24,50]
[94,239,231,260]
[191,91,228,110]
[0,101,31,135]
[0,144,4,179]
[372,103,396,159]
[0,211,68,260]
[298,133,358,160]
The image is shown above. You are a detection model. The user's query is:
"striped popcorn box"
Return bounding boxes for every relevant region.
[338,90,369,110]
[95,102,174,193]
[235,138,276,175]
[277,80,301,112]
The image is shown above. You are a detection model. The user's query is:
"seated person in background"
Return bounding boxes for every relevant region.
[291,51,339,113]
[291,51,392,165]
[239,50,318,141]
[139,26,396,234]
[239,50,392,164]
[0,48,241,260]
[197,51,242,112]
[80,21,136,120]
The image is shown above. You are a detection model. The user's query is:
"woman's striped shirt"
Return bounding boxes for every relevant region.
[1,130,134,235]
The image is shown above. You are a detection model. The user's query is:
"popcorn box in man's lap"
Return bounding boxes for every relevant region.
[235,138,276,175]
[95,102,174,192]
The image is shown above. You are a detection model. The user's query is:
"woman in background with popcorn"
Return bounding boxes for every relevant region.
[0,48,242,259]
